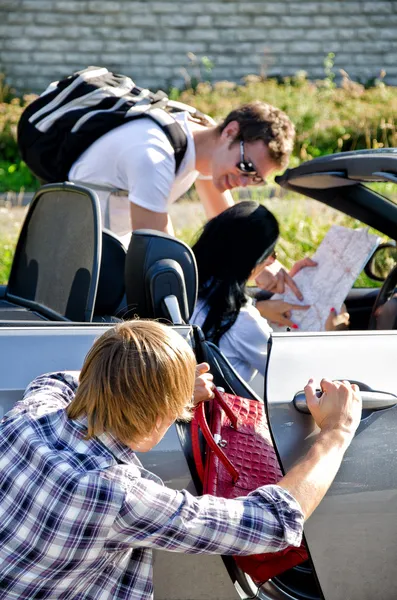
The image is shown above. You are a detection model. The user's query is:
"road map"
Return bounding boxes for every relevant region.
[272,226,381,331]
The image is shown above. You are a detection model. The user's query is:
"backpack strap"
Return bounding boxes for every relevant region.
[143,108,188,172]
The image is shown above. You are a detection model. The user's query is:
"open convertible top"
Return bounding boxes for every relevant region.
[276,149,397,190]
[275,149,397,239]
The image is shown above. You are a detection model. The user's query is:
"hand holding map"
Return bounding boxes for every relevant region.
[271,226,380,331]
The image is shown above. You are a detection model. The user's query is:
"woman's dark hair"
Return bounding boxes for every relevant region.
[192,201,279,344]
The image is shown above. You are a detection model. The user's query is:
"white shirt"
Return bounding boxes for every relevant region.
[69,112,198,236]
[191,298,273,383]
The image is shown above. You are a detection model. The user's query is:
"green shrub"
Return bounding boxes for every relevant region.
[0,68,396,192]
[0,92,40,192]
[0,160,39,193]
[177,73,397,161]
[0,241,14,285]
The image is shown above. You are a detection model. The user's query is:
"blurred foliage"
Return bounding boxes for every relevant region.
[0,160,39,193]
[0,194,389,290]
[177,70,396,164]
[0,205,27,284]
[0,85,40,192]
[0,240,13,285]
[369,244,397,280]
[1,61,397,191]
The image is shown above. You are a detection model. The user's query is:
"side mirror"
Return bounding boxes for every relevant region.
[364,242,397,282]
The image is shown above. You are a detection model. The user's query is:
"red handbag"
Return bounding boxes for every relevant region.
[191,388,308,584]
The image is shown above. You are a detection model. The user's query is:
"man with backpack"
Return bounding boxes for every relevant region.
[18,67,306,316]
[18,67,295,239]
[68,99,294,239]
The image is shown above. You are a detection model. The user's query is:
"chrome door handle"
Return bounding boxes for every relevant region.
[293,390,397,414]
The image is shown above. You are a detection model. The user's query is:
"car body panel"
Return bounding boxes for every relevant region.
[0,324,241,600]
[266,330,397,600]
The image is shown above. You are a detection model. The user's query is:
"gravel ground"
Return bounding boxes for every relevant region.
[0,205,28,241]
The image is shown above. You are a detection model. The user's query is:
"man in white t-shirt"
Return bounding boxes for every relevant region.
[69,101,295,240]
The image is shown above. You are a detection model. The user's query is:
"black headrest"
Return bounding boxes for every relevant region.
[94,229,126,317]
[124,230,198,323]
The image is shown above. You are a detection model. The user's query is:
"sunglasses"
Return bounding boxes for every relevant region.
[237,140,266,186]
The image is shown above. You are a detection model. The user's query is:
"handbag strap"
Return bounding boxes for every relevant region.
[212,387,239,429]
[191,405,205,482]
[192,391,239,484]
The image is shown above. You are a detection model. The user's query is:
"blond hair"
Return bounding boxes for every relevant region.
[218,101,295,169]
[67,320,196,444]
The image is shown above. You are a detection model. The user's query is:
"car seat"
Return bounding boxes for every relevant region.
[0,182,101,323]
[93,229,127,322]
[124,229,262,397]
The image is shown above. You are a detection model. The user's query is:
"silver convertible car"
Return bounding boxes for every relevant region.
[1,149,397,600]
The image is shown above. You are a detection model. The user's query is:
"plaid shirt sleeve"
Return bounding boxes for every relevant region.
[107,476,304,556]
[3,372,79,421]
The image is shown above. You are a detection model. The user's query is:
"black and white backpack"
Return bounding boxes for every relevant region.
[18,66,211,183]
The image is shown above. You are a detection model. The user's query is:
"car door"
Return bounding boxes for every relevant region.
[0,323,239,600]
[266,330,397,600]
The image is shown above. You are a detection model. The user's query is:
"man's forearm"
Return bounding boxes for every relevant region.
[278,428,352,520]
[129,203,175,235]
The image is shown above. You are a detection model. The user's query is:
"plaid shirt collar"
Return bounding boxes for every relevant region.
[75,414,137,465]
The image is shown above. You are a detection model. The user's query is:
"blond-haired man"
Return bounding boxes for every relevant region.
[0,320,361,600]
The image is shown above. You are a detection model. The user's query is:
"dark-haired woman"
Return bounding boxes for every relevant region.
[190,201,312,383]
[191,201,348,383]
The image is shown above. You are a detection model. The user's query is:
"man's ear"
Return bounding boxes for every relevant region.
[220,120,240,142]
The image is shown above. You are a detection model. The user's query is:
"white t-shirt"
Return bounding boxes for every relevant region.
[191,298,273,383]
[69,112,198,236]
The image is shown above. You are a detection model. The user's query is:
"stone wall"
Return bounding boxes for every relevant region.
[1,0,396,94]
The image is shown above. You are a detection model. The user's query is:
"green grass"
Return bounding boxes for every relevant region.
[0,185,392,286]
[0,206,26,284]
[173,191,387,290]
[0,241,14,285]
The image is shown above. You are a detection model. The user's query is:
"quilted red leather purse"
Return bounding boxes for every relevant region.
[191,387,308,584]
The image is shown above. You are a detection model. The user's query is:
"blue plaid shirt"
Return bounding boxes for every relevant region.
[0,372,304,600]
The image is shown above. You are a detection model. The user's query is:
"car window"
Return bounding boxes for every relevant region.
[364,181,397,206]
[254,192,397,332]
[264,194,389,289]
